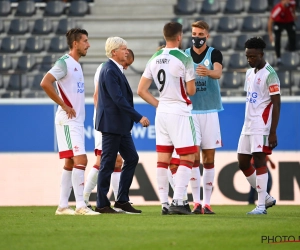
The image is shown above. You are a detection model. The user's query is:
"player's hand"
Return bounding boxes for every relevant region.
[139,116,150,127]
[196,65,209,77]
[268,132,277,149]
[269,33,274,44]
[270,162,276,169]
[61,103,76,119]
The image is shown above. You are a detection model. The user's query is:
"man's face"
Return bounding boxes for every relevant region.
[245,48,263,68]
[114,45,128,63]
[75,34,90,57]
[122,56,133,70]
[192,27,208,39]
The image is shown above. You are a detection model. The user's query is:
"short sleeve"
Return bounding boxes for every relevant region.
[48,59,67,81]
[185,56,195,82]
[266,71,281,95]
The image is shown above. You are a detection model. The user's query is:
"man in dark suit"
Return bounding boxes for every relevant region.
[95,37,150,214]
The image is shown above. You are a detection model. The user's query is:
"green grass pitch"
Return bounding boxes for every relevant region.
[0,205,299,250]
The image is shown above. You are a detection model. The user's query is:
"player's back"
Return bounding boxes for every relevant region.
[146,48,195,116]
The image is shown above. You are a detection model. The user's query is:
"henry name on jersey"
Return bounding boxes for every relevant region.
[156,58,170,64]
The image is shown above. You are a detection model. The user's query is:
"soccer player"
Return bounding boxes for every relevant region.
[83,49,135,208]
[40,28,99,215]
[238,37,280,215]
[169,20,223,214]
[137,22,197,215]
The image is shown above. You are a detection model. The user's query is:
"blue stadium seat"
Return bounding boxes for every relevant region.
[235,34,252,51]
[68,0,89,16]
[211,34,231,51]
[55,18,77,35]
[194,16,214,31]
[23,36,45,53]
[8,19,29,35]
[0,55,12,72]
[228,52,248,70]
[171,17,190,33]
[15,1,36,16]
[200,0,220,14]
[221,71,243,88]
[0,37,20,53]
[44,1,65,16]
[224,0,244,14]
[32,18,53,35]
[248,0,268,13]
[279,52,300,70]
[174,0,197,15]
[48,36,68,53]
[241,16,262,32]
[16,55,37,72]
[217,16,238,33]
[277,71,292,89]
[0,0,11,17]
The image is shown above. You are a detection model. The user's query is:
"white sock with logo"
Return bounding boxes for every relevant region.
[157,164,169,204]
[173,165,192,204]
[111,171,121,201]
[72,166,86,209]
[59,169,72,208]
[256,172,268,209]
[190,167,201,204]
[83,166,99,204]
[203,167,215,205]
[167,167,175,191]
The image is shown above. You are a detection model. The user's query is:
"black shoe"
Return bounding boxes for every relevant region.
[114,202,142,214]
[192,203,204,214]
[87,204,94,211]
[168,204,192,215]
[95,206,119,214]
[161,207,169,215]
[203,204,215,214]
[184,200,191,213]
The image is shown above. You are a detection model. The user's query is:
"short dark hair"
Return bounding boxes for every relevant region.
[163,22,182,41]
[127,49,134,61]
[245,37,266,51]
[66,28,88,49]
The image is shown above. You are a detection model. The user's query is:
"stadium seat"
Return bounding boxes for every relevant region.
[24,91,47,98]
[8,19,29,35]
[217,16,238,33]
[279,52,300,69]
[68,0,89,16]
[224,0,244,14]
[228,52,248,70]
[264,52,276,66]
[32,18,53,35]
[248,0,268,13]
[174,0,197,15]
[221,71,243,88]
[277,70,291,87]
[194,16,214,31]
[55,18,77,35]
[48,36,68,53]
[295,16,300,32]
[0,55,12,72]
[44,1,65,16]
[241,16,262,32]
[6,74,28,91]
[261,34,275,51]
[16,55,36,72]
[0,91,20,98]
[39,54,59,72]
[211,34,231,51]
[171,17,190,33]
[234,34,252,51]
[23,36,45,53]
[0,19,4,34]
[200,0,220,14]
[15,1,36,16]
[0,37,20,53]
[30,74,44,91]
[0,0,11,17]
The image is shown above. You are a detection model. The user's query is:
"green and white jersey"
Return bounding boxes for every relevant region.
[242,63,281,135]
[143,48,195,116]
[49,54,85,126]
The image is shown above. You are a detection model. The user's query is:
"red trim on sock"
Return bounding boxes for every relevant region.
[170,157,180,165]
[74,165,86,170]
[93,165,100,170]
[203,163,214,169]
[242,165,255,177]
[193,160,200,168]
[113,168,121,172]
[179,160,194,169]
[94,149,102,156]
[256,166,268,175]
[157,162,169,169]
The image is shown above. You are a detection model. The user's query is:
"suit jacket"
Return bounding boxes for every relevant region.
[95,59,142,135]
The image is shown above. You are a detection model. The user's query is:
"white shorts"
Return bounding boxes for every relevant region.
[55,124,86,159]
[192,112,222,149]
[237,134,272,155]
[94,129,102,156]
[155,112,197,155]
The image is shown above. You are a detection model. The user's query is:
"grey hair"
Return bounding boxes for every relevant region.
[105,37,127,58]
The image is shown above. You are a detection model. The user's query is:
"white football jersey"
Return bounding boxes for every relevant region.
[49,54,85,126]
[242,63,280,135]
[142,48,195,116]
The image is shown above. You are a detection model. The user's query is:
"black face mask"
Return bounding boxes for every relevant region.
[191,37,206,49]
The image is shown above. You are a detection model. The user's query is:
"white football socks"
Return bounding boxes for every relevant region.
[157,167,169,204]
[256,172,268,208]
[83,166,99,203]
[190,167,201,204]
[72,166,86,209]
[111,171,121,200]
[173,165,192,204]
[59,169,72,208]
[203,167,215,205]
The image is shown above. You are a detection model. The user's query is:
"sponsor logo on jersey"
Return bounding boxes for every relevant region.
[257,145,262,148]
[269,84,279,93]
[77,82,84,93]
[246,91,258,103]
[206,182,213,186]
[257,78,261,85]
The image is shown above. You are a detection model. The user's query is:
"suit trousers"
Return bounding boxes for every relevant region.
[96,132,139,208]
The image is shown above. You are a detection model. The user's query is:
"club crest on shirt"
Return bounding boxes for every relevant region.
[204,59,209,67]
[257,78,261,85]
